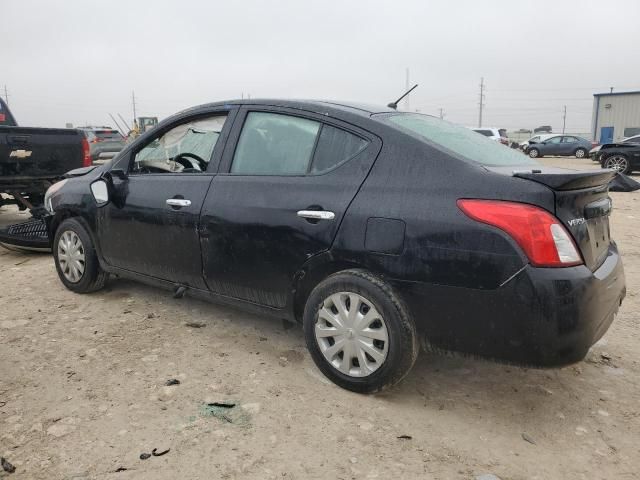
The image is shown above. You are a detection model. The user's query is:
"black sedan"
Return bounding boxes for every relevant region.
[42,99,626,393]
[598,141,640,175]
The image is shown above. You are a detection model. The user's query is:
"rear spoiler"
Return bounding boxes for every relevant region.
[513,170,616,191]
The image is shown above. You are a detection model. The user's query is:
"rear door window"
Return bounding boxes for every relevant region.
[231,112,320,175]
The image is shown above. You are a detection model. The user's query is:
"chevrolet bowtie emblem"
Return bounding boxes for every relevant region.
[9,149,32,159]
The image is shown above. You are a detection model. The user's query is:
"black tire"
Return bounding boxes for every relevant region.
[528,148,541,158]
[574,148,587,159]
[53,218,108,293]
[303,269,418,393]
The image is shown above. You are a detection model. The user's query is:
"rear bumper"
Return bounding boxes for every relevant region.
[396,243,626,367]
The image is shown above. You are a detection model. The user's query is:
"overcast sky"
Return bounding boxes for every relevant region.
[2,0,639,133]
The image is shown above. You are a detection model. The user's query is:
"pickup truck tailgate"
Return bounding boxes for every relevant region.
[0,126,84,179]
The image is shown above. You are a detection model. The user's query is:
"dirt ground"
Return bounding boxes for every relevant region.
[1,157,638,480]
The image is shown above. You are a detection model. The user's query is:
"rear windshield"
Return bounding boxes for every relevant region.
[382,113,537,167]
[95,130,123,140]
[475,129,494,136]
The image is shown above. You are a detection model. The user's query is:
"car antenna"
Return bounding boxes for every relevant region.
[387,84,419,110]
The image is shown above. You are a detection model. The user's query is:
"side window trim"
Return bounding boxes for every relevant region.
[219,106,373,177]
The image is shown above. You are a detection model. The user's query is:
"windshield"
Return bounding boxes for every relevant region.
[382,113,537,167]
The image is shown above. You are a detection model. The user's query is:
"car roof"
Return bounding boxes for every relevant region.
[185,99,397,117]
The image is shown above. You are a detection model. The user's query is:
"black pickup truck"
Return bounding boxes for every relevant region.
[0,98,88,213]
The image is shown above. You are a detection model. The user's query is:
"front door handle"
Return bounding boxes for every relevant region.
[297,210,335,221]
[166,198,191,208]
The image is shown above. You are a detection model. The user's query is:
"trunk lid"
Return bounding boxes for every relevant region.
[493,166,615,271]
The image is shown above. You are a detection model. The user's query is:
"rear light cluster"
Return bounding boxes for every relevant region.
[81,138,92,167]
[458,199,583,268]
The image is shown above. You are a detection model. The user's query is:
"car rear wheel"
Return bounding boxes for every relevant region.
[575,148,587,158]
[303,269,418,393]
[528,148,540,158]
[604,154,630,175]
[53,218,108,293]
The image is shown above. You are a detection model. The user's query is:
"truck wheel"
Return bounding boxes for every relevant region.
[303,269,418,393]
[53,218,107,293]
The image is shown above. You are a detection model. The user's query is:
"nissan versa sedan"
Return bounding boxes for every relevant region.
[42,99,626,393]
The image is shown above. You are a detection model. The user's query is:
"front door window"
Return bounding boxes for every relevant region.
[133,115,227,174]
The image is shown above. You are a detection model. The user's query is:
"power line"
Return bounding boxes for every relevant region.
[478,77,485,128]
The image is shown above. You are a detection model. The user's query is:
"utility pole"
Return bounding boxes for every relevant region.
[562,105,567,134]
[610,87,614,94]
[3,85,8,105]
[439,108,445,119]
[478,77,485,128]
[132,91,137,122]
[405,68,410,111]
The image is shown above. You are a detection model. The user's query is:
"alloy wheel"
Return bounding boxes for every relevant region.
[314,292,389,377]
[528,149,539,158]
[575,149,586,158]
[605,155,628,173]
[57,230,86,283]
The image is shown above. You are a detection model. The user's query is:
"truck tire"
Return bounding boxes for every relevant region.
[303,269,418,393]
[53,218,107,293]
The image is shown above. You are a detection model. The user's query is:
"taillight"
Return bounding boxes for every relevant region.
[81,138,92,167]
[457,199,583,267]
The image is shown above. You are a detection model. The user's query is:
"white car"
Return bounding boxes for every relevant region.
[471,128,509,146]
[519,134,556,151]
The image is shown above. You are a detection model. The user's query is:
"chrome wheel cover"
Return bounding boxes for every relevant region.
[606,155,628,172]
[575,149,585,158]
[57,230,86,283]
[529,149,539,158]
[315,292,389,377]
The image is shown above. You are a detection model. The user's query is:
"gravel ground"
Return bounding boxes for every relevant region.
[0,157,638,479]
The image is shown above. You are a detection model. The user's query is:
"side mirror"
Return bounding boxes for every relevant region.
[90,179,110,206]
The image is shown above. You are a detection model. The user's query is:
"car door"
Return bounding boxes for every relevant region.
[541,135,563,155]
[96,108,237,288]
[560,136,578,155]
[199,106,381,309]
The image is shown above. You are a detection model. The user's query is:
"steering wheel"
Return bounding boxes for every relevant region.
[173,152,207,171]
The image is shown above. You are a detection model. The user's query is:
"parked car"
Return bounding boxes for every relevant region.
[519,133,555,151]
[41,99,625,393]
[78,127,125,162]
[524,135,594,158]
[590,134,640,162]
[598,141,640,174]
[0,97,89,214]
[515,128,532,134]
[534,125,552,134]
[471,127,509,146]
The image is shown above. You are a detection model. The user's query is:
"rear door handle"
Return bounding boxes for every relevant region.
[297,210,335,221]
[166,198,191,208]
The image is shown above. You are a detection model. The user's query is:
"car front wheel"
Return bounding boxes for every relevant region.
[53,218,108,293]
[528,148,540,158]
[604,154,630,175]
[303,269,418,393]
